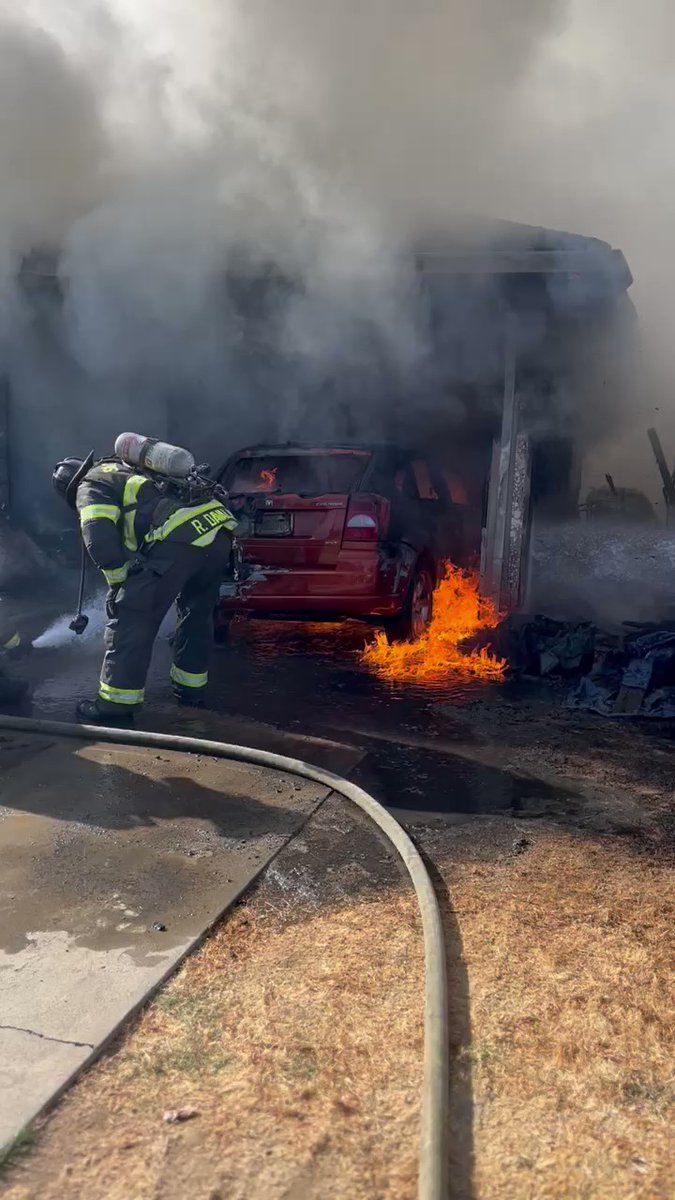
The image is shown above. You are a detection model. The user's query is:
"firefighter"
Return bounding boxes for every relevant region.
[52,451,238,724]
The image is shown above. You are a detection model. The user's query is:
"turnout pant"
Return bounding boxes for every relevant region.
[97,534,231,712]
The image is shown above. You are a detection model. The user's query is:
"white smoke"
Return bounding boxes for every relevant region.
[0,1,674,498]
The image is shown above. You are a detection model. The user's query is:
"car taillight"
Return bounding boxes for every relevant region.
[343,497,389,542]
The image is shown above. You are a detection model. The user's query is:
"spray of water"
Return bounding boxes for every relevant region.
[32,600,175,649]
[32,605,106,649]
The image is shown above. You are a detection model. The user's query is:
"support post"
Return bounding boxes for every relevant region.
[647,427,675,525]
[480,313,532,611]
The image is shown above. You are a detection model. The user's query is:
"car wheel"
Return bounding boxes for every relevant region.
[383,565,434,644]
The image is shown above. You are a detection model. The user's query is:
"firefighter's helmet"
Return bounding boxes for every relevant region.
[52,452,94,509]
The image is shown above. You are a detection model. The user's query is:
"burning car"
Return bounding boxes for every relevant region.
[214,443,482,642]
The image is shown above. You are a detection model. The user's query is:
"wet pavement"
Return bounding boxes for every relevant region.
[5,600,668,842]
[14,609,497,797]
[8,605,596,826]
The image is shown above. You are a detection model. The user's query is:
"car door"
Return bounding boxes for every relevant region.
[411,458,468,566]
[424,464,470,565]
[384,457,442,563]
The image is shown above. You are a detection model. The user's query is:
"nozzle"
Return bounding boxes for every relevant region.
[69,614,89,636]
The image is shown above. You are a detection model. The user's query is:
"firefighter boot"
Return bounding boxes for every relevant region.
[76,699,135,726]
[172,686,206,709]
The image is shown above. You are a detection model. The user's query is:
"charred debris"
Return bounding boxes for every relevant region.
[467,612,675,720]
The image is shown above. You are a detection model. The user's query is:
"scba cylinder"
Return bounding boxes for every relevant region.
[114,433,195,479]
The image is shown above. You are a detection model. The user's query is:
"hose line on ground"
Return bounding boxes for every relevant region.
[0,714,449,1200]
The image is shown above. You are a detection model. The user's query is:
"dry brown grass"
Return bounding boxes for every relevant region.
[443,827,675,1200]
[2,823,673,1200]
[1,887,424,1200]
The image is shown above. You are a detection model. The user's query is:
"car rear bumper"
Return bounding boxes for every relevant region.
[217,554,412,620]
[218,590,405,618]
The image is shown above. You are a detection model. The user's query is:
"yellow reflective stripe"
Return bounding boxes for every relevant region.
[80,504,120,525]
[122,475,148,552]
[146,500,233,544]
[102,563,129,585]
[1,633,21,650]
[190,529,220,547]
[98,681,145,705]
[170,664,208,689]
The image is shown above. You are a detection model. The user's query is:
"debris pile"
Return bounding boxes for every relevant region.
[469,614,675,718]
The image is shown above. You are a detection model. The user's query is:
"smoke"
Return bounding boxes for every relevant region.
[528,523,675,626]
[0,1,674,511]
[234,0,568,233]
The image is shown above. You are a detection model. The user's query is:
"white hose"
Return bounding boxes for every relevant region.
[0,714,449,1200]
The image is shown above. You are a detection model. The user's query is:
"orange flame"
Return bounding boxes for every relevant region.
[252,467,278,493]
[362,562,506,682]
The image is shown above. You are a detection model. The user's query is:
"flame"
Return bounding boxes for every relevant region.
[362,562,506,682]
[252,467,278,492]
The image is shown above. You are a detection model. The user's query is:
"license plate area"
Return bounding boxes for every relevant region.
[255,511,293,537]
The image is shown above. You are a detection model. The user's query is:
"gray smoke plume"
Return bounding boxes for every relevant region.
[0,1,673,523]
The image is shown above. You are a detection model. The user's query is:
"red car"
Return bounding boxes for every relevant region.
[215,443,480,642]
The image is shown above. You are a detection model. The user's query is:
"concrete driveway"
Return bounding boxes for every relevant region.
[0,723,360,1148]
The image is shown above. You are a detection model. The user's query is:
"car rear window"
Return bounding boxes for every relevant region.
[225,452,370,497]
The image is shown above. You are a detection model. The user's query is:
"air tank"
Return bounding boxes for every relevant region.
[114,433,195,479]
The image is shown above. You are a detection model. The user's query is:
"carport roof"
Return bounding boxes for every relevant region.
[415,219,632,288]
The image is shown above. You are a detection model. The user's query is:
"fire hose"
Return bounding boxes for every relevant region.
[0,714,449,1200]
